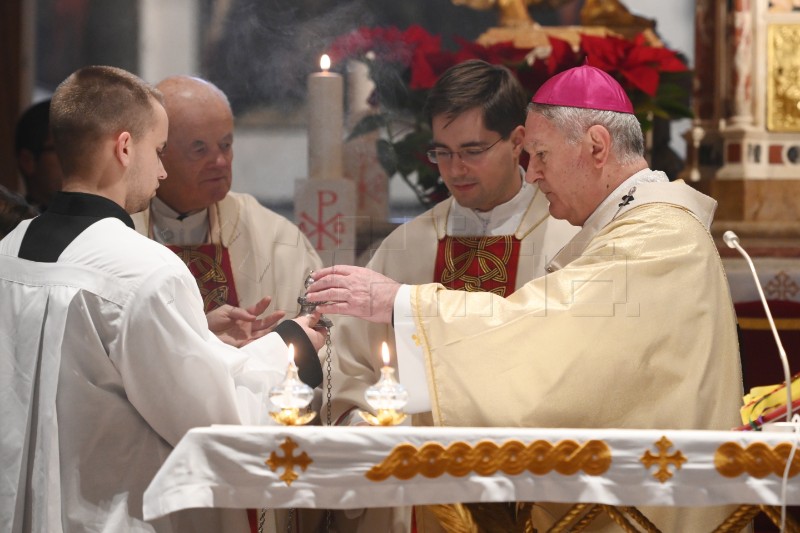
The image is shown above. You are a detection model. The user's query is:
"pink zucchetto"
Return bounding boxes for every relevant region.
[532,65,634,114]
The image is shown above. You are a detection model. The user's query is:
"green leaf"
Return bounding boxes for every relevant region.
[346,114,387,141]
[376,139,398,177]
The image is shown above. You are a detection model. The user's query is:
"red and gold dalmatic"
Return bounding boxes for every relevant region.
[145,202,241,313]
[166,242,240,312]
[434,235,520,296]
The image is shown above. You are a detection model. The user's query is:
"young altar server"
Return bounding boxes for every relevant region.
[0,65,325,533]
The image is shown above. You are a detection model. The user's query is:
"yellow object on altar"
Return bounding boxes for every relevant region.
[740,375,800,425]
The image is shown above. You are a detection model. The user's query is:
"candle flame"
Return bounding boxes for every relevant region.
[381,342,390,367]
[288,344,295,365]
[320,54,331,71]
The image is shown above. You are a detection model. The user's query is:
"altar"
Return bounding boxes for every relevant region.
[144,425,800,531]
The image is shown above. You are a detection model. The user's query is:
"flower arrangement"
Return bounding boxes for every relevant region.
[328,25,691,208]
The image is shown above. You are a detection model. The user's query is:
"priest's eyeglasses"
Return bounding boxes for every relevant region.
[426,137,503,165]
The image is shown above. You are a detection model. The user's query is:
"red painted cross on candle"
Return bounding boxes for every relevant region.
[298,190,345,250]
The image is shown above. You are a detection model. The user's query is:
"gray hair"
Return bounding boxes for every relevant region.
[527,103,644,165]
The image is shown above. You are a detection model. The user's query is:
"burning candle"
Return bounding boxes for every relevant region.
[308,54,344,180]
[364,342,408,413]
[381,341,390,368]
[269,343,314,412]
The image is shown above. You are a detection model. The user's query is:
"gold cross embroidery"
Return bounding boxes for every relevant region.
[411,334,422,347]
[266,437,313,486]
[640,436,687,483]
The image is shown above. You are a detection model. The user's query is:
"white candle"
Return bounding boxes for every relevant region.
[308,54,344,179]
[347,59,374,119]
[287,343,295,366]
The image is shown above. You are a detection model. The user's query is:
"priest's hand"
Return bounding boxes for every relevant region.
[207,296,285,348]
[305,265,399,324]
[292,311,328,351]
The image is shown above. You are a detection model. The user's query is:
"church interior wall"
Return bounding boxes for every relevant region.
[26,0,696,220]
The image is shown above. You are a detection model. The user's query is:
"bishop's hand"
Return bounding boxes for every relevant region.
[305,265,400,325]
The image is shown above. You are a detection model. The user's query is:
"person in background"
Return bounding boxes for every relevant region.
[14,99,64,210]
[307,65,743,532]
[0,65,325,533]
[131,76,321,322]
[323,59,578,532]
[0,185,38,238]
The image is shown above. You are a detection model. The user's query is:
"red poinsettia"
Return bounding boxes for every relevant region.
[329,25,691,208]
[580,33,687,96]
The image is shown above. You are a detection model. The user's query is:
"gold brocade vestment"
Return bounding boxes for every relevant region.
[408,180,745,532]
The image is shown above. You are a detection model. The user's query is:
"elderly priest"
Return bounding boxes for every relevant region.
[307,65,744,532]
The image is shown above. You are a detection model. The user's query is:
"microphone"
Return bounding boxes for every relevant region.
[724,230,793,422]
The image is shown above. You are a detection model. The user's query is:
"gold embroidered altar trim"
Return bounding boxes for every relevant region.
[365,439,611,481]
[715,441,800,478]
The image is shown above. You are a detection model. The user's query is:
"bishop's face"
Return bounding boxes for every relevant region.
[431,107,524,212]
[523,112,597,226]
[156,95,234,214]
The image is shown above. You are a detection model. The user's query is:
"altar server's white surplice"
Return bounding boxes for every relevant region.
[0,215,288,533]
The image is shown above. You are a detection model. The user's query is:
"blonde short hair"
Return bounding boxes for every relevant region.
[50,66,164,175]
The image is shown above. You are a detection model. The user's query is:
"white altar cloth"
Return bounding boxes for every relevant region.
[143,425,800,521]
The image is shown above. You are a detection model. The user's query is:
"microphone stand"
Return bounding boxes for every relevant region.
[724,231,793,422]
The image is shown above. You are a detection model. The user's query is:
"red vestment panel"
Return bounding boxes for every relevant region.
[434,236,521,297]
[167,243,240,312]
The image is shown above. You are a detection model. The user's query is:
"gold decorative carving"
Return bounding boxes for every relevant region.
[549,503,600,533]
[714,441,800,478]
[265,436,313,486]
[449,0,651,29]
[450,0,575,27]
[425,502,538,533]
[640,436,686,483]
[424,503,479,533]
[759,504,800,531]
[767,24,800,132]
[547,503,660,533]
[365,439,611,482]
[714,504,800,532]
